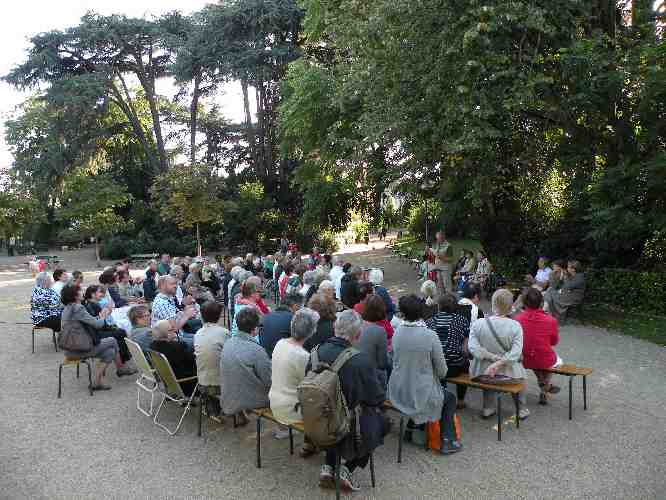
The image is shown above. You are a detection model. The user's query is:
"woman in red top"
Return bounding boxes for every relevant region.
[515,288,563,405]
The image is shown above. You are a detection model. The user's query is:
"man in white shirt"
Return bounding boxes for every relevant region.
[329,257,345,299]
[194,301,230,421]
[51,269,69,297]
[526,257,552,291]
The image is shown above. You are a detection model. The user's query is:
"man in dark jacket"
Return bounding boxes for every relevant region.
[340,266,363,309]
[307,310,386,492]
[260,293,302,357]
[143,260,159,302]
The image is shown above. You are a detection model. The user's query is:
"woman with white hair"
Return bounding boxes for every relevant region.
[31,271,64,332]
[317,280,336,301]
[367,268,395,321]
[270,308,319,438]
[468,289,529,419]
[420,280,438,320]
[300,270,318,304]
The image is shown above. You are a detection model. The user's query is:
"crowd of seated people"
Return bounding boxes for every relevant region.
[26,237,591,494]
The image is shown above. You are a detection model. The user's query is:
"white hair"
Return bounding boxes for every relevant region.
[189,263,199,272]
[318,280,335,292]
[230,265,244,281]
[492,289,514,316]
[368,268,384,285]
[35,271,52,289]
[420,280,437,306]
[334,310,363,340]
[290,307,320,341]
[333,256,344,266]
[152,320,173,340]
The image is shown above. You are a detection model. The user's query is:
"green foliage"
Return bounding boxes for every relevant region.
[0,188,43,239]
[100,231,197,260]
[58,171,132,241]
[585,268,666,315]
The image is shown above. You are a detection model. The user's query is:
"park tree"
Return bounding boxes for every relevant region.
[4,12,180,173]
[58,171,132,266]
[150,164,225,255]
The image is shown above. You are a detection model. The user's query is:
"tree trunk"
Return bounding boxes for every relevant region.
[241,77,258,170]
[109,81,157,173]
[144,82,168,172]
[190,74,202,166]
[196,223,201,257]
[95,237,101,268]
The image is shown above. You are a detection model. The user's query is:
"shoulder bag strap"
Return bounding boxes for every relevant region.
[486,318,510,353]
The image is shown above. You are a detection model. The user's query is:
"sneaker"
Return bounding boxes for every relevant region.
[273,428,291,440]
[319,465,335,489]
[299,442,317,458]
[519,408,531,420]
[440,439,463,455]
[116,366,138,377]
[481,408,496,419]
[339,465,361,492]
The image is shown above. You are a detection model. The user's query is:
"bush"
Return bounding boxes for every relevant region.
[585,268,666,314]
[100,232,197,260]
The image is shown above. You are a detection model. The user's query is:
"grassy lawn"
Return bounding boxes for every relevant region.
[578,304,666,346]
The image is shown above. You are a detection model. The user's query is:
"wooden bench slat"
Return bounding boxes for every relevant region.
[446,374,524,394]
[252,408,305,433]
[546,364,593,376]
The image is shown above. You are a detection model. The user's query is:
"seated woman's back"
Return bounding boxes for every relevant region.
[269,338,309,424]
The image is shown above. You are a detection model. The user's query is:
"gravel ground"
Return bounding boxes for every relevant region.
[1,244,665,500]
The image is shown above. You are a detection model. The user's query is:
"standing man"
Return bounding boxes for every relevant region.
[158,254,171,276]
[430,230,453,293]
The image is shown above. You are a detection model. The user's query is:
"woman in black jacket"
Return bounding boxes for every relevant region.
[83,285,136,376]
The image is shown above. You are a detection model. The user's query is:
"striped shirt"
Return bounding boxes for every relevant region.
[426,312,470,367]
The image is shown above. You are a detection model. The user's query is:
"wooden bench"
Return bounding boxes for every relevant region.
[129,253,159,267]
[545,364,593,420]
[446,374,525,441]
[252,408,376,499]
[252,408,305,467]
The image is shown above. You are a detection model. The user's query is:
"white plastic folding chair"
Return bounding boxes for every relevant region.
[124,338,158,416]
[148,350,198,436]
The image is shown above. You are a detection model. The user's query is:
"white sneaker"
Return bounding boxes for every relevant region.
[482,408,496,419]
[519,408,531,420]
[319,465,335,489]
[339,465,361,492]
[273,428,291,440]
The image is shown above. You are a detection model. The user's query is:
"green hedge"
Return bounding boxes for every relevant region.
[585,268,666,314]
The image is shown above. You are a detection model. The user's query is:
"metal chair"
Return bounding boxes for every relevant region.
[58,357,93,398]
[32,325,58,353]
[148,351,198,436]
[124,339,158,416]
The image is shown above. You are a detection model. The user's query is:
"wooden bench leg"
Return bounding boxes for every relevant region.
[256,414,262,468]
[370,452,376,488]
[583,375,588,411]
[52,331,58,352]
[497,393,502,442]
[397,416,404,463]
[335,448,342,500]
[568,376,573,421]
[32,327,35,354]
[513,394,520,429]
[58,363,63,398]
[289,426,294,455]
[86,361,93,396]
